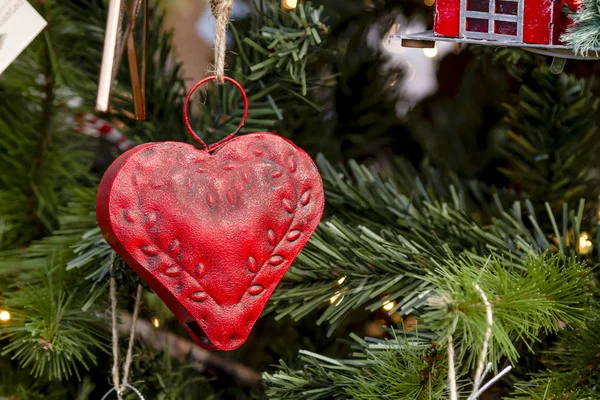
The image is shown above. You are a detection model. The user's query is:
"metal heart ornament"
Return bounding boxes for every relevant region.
[96,77,324,351]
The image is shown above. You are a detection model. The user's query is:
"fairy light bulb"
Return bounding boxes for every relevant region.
[330,291,343,305]
[330,291,340,304]
[578,232,593,255]
[282,0,298,10]
[151,317,160,328]
[382,300,396,311]
[424,0,435,5]
[389,72,399,87]
[337,276,346,285]
[0,310,11,322]
[423,46,438,58]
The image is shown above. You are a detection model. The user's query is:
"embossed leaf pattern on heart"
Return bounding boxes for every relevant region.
[97,133,324,351]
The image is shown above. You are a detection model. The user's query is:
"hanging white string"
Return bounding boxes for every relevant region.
[466,283,513,400]
[471,283,493,394]
[103,260,144,400]
[447,333,458,400]
[446,283,513,400]
[469,364,513,400]
[122,284,143,389]
[447,313,459,400]
[109,260,121,395]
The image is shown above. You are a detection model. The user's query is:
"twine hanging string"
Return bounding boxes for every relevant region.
[210,0,233,83]
[446,313,459,400]
[465,282,512,400]
[444,282,513,400]
[103,260,144,400]
[470,283,493,394]
[110,255,121,393]
[122,284,143,389]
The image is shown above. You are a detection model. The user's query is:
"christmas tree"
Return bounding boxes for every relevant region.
[1,0,600,399]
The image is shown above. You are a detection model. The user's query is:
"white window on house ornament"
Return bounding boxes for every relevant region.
[460,0,523,42]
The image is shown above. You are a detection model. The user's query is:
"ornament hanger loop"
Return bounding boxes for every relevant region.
[183,76,249,151]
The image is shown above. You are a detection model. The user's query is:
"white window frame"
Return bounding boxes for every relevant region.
[459,0,524,42]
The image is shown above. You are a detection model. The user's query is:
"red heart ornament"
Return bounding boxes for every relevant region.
[96,77,324,351]
[97,134,324,350]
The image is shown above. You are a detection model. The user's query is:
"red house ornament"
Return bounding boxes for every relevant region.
[436,0,561,45]
[97,77,325,351]
[396,0,598,64]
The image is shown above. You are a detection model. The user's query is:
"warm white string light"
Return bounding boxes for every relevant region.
[382,300,396,311]
[578,232,593,255]
[0,310,10,321]
[423,46,438,58]
[330,291,342,305]
[281,0,298,10]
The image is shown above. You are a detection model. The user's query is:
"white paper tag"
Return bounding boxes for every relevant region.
[0,0,47,75]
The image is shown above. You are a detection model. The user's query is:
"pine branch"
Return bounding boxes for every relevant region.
[499,67,600,214]
[0,262,108,381]
[0,0,96,249]
[509,369,598,399]
[30,32,56,218]
[268,217,434,329]
[424,253,593,371]
[509,308,600,398]
[0,357,70,400]
[561,0,600,55]
[264,332,450,400]
[269,155,592,330]
[239,2,331,95]
[266,253,594,399]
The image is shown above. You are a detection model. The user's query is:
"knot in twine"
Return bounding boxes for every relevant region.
[210,0,233,84]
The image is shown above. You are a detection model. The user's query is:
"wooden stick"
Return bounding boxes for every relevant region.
[97,0,124,112]
[118,313,262,386]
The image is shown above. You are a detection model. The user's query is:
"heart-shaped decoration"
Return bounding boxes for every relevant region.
[97,132,324,350]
